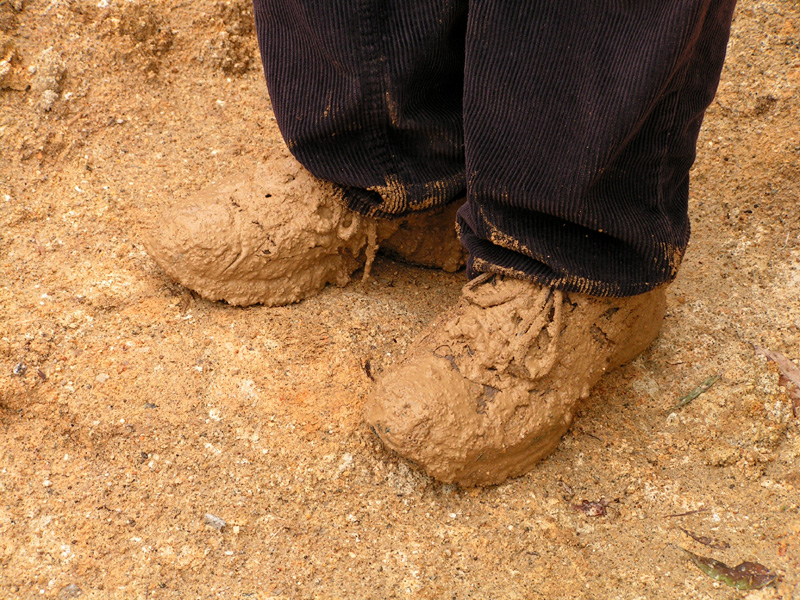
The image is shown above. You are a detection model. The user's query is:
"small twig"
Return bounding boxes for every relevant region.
[664,508,709,518]
[557,480,574,497]
[678,526,730,550]
[265,526,286,545]
[32,237,46,256]
[362,359,374,381]
[664,375,720,413]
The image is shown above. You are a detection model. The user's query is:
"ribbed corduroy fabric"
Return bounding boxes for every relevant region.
[252,1,467,217]
[253,0,736,297]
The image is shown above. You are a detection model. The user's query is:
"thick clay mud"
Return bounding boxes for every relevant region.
[144,146,466,306]
[365,274,668,486]
[142,148,371,306]
[378,199,466,273]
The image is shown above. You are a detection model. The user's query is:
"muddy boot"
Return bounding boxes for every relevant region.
[364,273,667,486]
[142,148,465,307]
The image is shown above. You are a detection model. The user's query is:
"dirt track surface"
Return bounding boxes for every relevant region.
[1,1,799,598]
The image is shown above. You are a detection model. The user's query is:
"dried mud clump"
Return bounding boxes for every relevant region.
[0,0,21,32]
[0,2,26,91]
[116,4,175,56]
[30,47,65,112]
[196,0,257,75]
[0,36,26,91]
[102,1,175,73]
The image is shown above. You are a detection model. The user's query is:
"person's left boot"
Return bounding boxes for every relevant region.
[142,148,465,307]
[364,273,667,486]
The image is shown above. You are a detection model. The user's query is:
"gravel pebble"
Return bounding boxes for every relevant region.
[204,513,226,531]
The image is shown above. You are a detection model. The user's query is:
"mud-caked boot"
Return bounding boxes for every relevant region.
[143,149,465,307]
[364,273,667,486]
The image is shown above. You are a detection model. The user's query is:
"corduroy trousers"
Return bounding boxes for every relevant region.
[253,0,737,297]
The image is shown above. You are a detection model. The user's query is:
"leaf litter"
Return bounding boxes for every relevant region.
[678,526,730,550]
[679,547,777,590]
[664,374,720,413]
[572,499,610,517]
[755,346,800,417]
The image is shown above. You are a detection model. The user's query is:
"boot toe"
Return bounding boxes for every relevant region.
[142,156,371,306]
[365,275,667,486]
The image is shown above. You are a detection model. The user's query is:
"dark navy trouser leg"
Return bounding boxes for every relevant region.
[253,0,469,218]
[253,0,736,296]
[457,0,737,296]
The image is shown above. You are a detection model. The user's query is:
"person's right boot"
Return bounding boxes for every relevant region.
[142,147,465,307]
[364,273,667,486]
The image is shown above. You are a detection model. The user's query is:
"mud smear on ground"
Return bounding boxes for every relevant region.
[1,1,798,598]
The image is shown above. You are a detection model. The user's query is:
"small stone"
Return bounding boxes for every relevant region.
[95,373,110,383]
[59,583,82,599]
[204,513,226,531]
[0,58,12,86]
[38,88,58,112]
[43,480,52,487]
[337,453,354,472]
[12,362,27,376]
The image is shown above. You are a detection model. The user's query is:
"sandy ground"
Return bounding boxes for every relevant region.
[1,1,799,598]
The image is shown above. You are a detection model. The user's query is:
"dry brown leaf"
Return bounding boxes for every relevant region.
[755,346,800,416]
